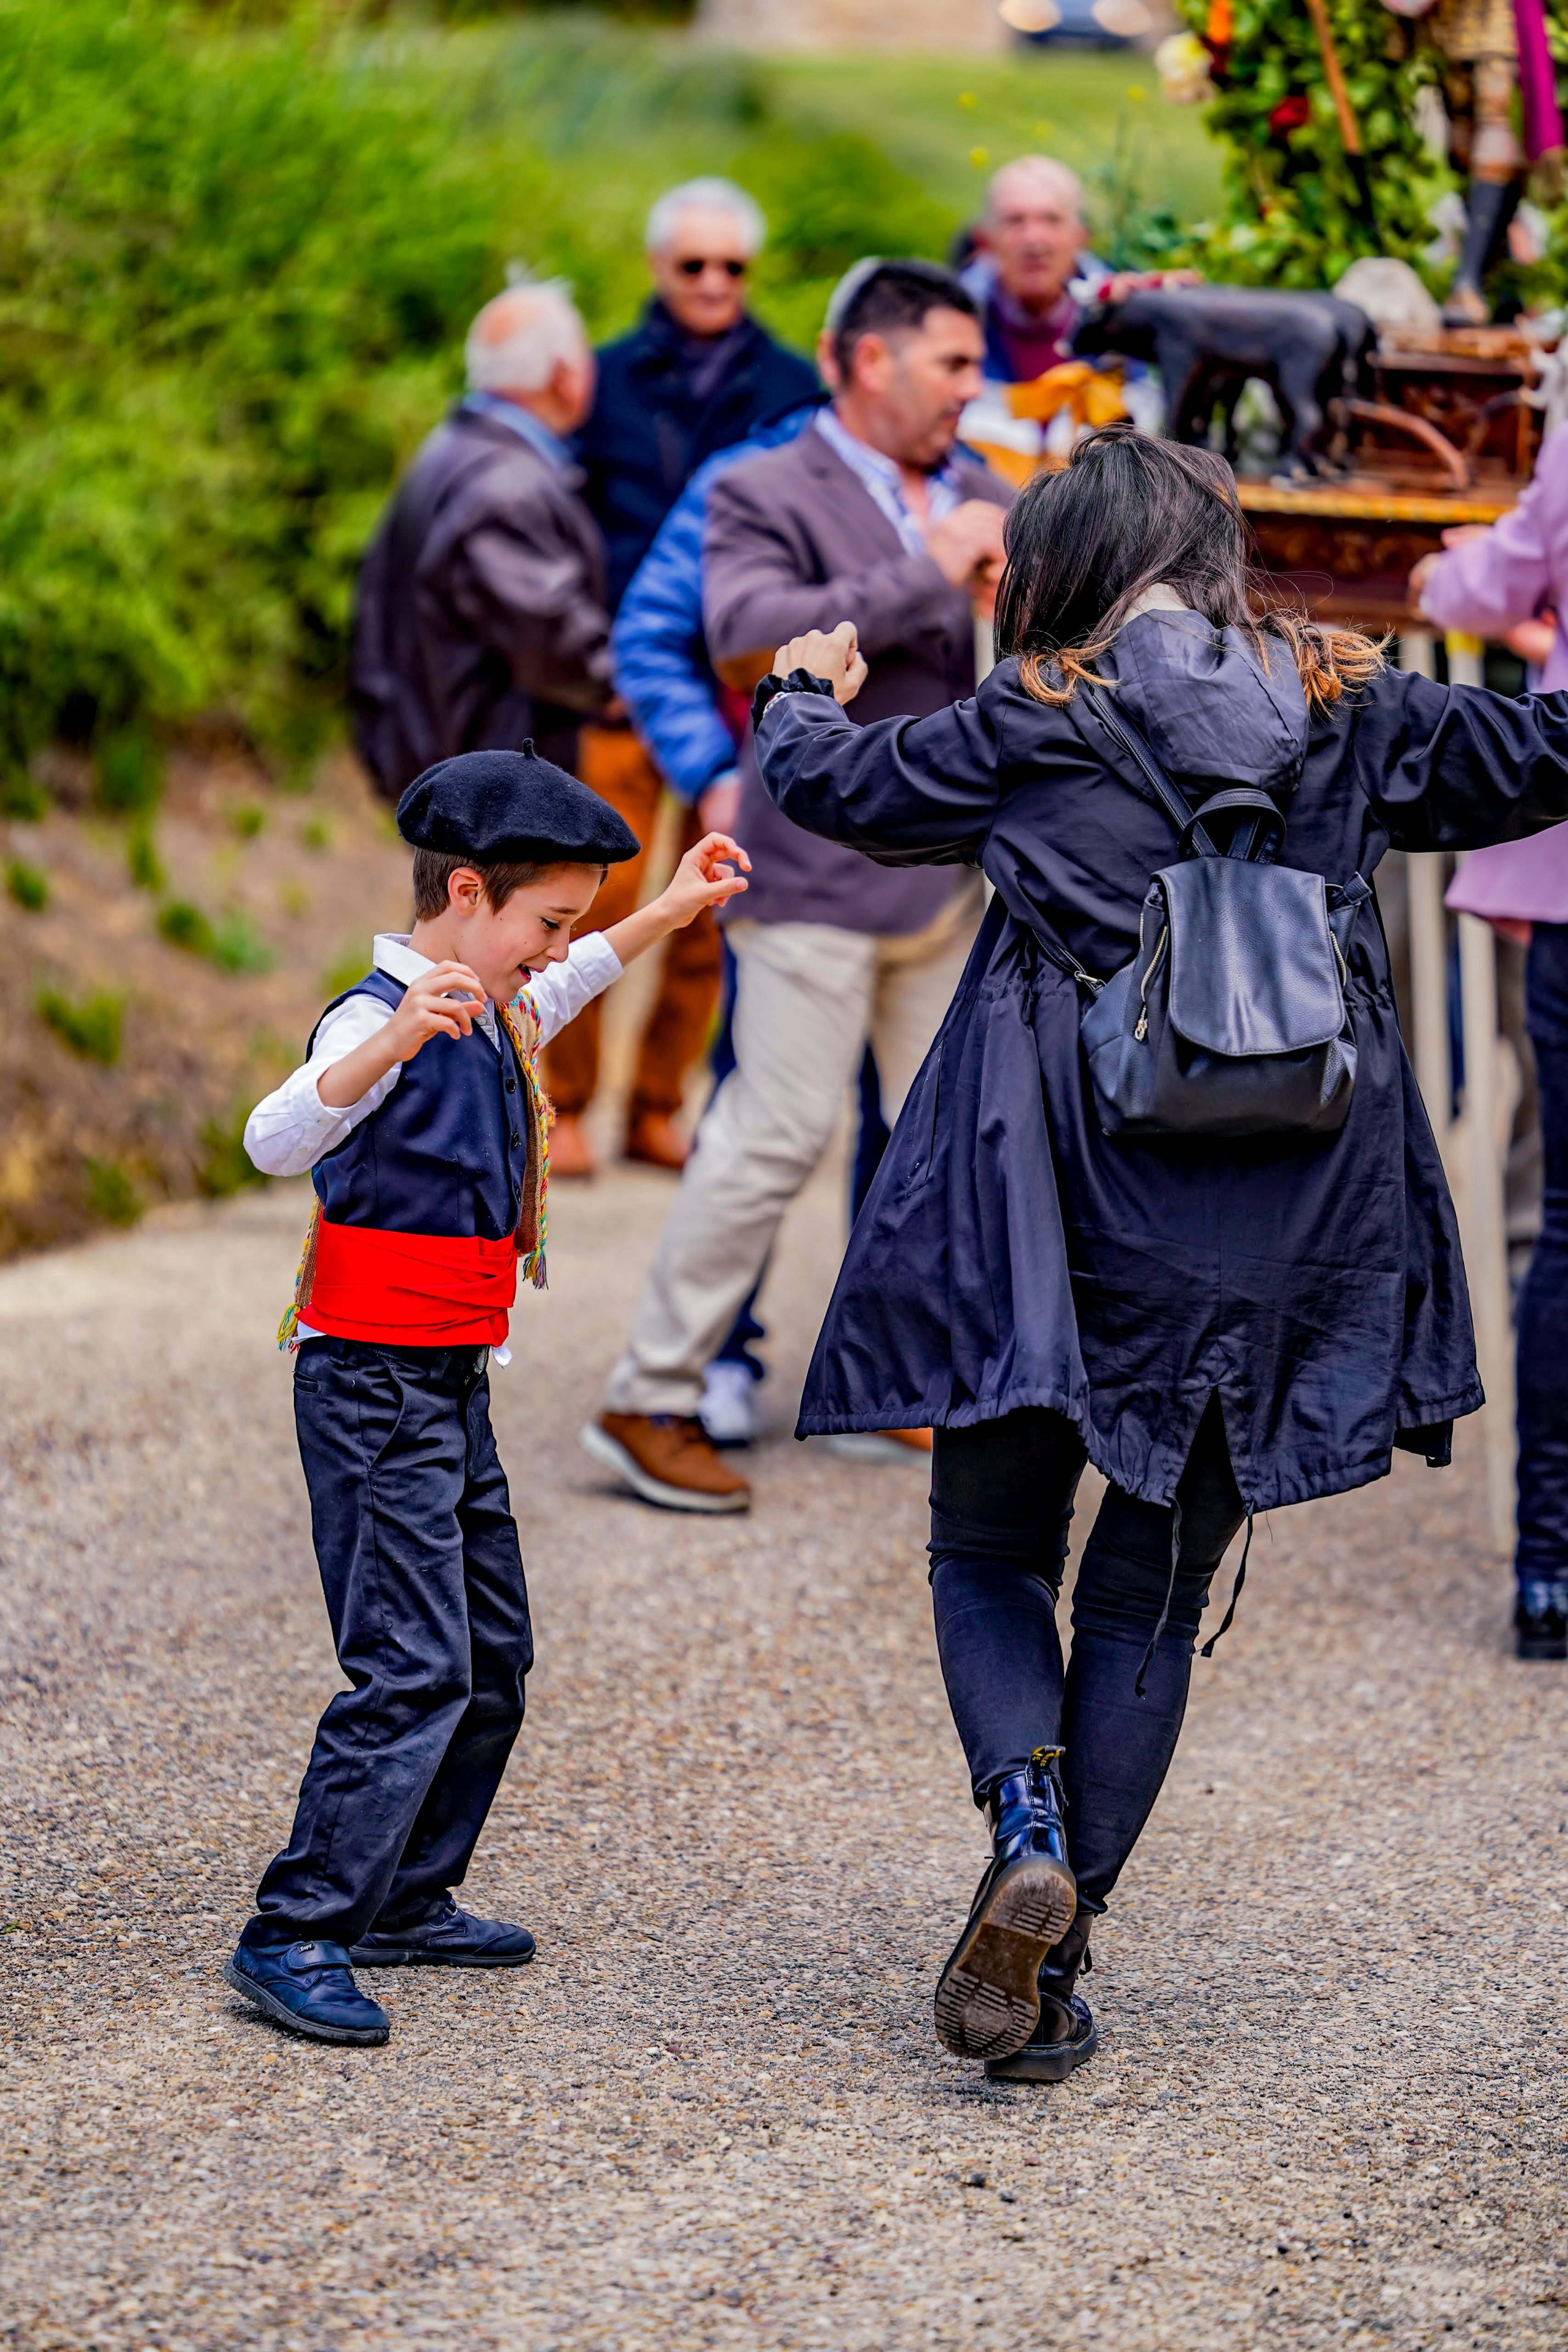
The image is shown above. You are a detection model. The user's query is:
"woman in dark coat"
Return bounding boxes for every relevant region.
[749,429,1568,2083]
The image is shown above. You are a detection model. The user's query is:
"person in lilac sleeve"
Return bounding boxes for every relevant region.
[1411,424,1568,686]
[1413,482,1568,1659]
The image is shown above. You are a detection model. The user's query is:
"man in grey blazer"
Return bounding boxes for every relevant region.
[584,260,1013,1513]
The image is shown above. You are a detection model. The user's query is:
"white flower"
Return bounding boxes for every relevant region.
[1154,30,1212,105]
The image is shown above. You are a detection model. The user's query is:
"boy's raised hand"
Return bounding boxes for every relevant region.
[385,962,488,1060]
[657,832,752,927]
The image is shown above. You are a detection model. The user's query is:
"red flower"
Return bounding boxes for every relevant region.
[1268,94,1311,135]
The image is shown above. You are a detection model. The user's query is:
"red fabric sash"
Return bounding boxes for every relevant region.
[303,1221,518,1346]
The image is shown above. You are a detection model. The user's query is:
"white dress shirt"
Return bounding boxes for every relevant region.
[813,407,965,557]
[245,930,622,1363]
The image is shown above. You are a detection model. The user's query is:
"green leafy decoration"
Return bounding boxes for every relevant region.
[1177,0,1446,286]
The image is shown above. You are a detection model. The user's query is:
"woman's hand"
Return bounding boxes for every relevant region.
[772,620,868,706]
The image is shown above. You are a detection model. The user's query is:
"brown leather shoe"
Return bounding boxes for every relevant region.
[824,1426,934,1463]
[580,1412,752,1513]
[623,1109,690,1171]
[549,1113,595,1180]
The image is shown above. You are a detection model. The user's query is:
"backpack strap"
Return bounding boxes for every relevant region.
[1178,786,1287,865]
[1085,684,1198,839]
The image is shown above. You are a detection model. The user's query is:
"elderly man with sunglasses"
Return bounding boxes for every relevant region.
[547,181,820,1181]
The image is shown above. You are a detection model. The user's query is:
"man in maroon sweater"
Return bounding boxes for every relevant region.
[961,157,1107,386]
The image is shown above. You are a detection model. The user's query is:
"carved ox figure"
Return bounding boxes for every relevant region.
[1072,287,1376,481]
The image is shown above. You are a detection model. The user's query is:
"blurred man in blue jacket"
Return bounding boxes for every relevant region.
[611,403,837,1447]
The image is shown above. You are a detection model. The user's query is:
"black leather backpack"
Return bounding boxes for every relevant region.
[1038,688,1372,1141]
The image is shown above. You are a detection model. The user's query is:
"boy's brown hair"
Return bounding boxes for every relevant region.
[410,848,603,923]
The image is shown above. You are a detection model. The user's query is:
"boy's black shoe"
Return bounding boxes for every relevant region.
[349,1895,536,1968]
[934,1746,1077,2063]
[986,1911,1100,2083]
[1515,1585,1568,1661]
[224,1939,390,2046]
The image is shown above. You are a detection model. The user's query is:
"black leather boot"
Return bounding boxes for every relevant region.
[985,1908,1100,2082]
[934,1746,1078,2063]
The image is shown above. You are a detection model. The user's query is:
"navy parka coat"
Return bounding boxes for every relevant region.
[756,609,1568,1514]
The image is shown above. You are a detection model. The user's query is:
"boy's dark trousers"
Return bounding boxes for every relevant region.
[243,1338,533,1951]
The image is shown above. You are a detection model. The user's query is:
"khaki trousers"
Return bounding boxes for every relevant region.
[603,886,984,1419]
[541,725,723,1121]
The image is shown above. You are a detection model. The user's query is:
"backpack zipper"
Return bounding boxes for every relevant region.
[1134,924,1169,1042]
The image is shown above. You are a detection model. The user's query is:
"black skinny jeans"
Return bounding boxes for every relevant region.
[930,1396,1245,1917]
[1517,923,1568,1596]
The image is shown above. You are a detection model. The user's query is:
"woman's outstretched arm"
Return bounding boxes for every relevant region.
[1357,666,1568,851]
[754,627,1007,867]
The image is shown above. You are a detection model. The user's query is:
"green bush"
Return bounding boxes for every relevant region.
[157,896,276,971]
[1,774,50,821]
[320,944,373,999]
[157,901,217,957]
[198,1106,267,1198]
[37,985,123,1064]
[127,819,165,893]
[85,1156,143,1226]
[210,912,277,975]
[95,731,163,816]
[6,860,48,911]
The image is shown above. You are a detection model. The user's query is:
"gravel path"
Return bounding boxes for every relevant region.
[1,1166,1564,2351]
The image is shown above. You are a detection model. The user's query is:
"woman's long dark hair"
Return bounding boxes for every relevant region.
[992,425,1383,715]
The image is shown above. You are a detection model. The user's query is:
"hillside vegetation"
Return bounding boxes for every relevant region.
[0,4,1221,1257]
[0,2,1219,786]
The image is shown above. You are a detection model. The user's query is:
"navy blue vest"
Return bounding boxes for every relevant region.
[309,971,530,1243]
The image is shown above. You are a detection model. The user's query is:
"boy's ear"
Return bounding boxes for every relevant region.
[447,865,484,913]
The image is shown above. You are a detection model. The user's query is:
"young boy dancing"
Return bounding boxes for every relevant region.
[229,744,748,2045]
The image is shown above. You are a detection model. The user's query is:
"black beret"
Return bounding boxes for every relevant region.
[395,745,640,866]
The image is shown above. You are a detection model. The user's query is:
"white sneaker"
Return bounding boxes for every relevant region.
[699,1359,762,1447]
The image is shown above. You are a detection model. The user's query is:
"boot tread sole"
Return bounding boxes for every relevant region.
[933,1854,1077,2062]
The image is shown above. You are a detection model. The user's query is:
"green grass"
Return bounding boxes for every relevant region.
[85,1156,143,1226]
[320,944,374,1000]
[157,899,277,972]
[198,1107,268,1198]
[127,819,165,893]
[157,901,217,959]
[6,860,48,911]
[210,912,277,975]
[765,53,1221,248]
[37,986,123,1065]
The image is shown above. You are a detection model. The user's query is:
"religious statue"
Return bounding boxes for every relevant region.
[1383,0,1565,324]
